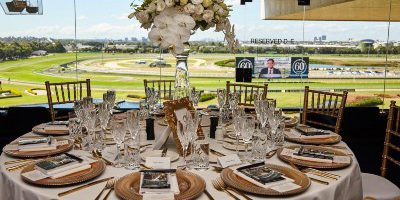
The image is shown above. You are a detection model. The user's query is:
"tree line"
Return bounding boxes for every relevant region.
[0,40,66,61]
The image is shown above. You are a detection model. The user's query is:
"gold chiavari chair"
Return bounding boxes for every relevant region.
[45,79,91,121]
[361,101,400,199]
[302,86,348,134]
[226,81,269,107]
[144,79,174,101]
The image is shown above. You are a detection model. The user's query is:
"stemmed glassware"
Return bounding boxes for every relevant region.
[177,121,190,168]
[189,88,200,108]
[228,91,240,111]
[103,90,116,114]
[241,115,255,161]
[232,107,245,154]
[85,109,97,151]
[145,87,160,114]
[97,102,110,151]
[68,118,82,150]
[126,110,140,140]
[111,120,127,168]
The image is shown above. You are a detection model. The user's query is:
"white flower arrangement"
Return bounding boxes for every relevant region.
[129,0,240,55]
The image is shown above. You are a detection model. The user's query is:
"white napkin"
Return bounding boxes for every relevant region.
[50,164,91,179]
[44,125,69,132]
[285,129,336,139]
[153,127,171,150]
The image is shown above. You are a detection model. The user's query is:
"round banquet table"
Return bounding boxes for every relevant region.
[0,120,363,200]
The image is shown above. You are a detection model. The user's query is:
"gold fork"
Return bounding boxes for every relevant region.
[212,179,240,200]
[6,160,37,171]
[103,178,118,200]
[216,178,253,200]
[94,178,115,200]
[4,159,33,165]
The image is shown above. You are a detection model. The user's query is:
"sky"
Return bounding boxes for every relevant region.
[0,0,399,41]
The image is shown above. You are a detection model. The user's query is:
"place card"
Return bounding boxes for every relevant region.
[145,157,171,169]
[333,156,351,164]
[270,182,301,193]
[143,193,174,200]
[217,154,242,168]
[22,170,49,181]
[102,146,118,163]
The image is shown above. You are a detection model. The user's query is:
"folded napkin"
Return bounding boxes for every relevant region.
[18,142,57,152]
[44,125,69,133]
[291,154,333,164]
[285,129,336,139]
[50,164,91,179]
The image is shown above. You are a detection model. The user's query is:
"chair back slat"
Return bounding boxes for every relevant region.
[226,81,268,107]
[144,79,174,100]
[381,101,400,178]
[45,79,91,121]
[302,86,348,134]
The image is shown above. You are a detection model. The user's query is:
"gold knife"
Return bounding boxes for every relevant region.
[58,177,114,197]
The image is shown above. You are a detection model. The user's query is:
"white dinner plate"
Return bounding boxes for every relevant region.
[140,150,180,162]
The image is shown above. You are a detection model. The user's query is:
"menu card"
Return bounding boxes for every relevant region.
[234,163,295,189]
[139,169,180,195]
[146,157,171,169]
[22,155,94,180]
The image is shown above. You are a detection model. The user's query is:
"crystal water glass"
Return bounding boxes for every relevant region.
[84,109,97,151]
[241,116,255,161]
[103,90,116,113]
[69,118,82,149]
[193,135,209,170]
[124,137,140,170]
[217,89,226,108]
[251,125,267,162]
[177,121,190,168]
[127,110,140,140]
[228,91,240,110]
[111,120,127,168]
[189,88,200,108]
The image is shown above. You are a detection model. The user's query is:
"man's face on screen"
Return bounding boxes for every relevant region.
[267,61,274,69]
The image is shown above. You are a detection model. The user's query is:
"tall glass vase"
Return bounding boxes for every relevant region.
[174,54,190,100]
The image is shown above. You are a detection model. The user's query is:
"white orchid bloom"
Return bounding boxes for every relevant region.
[194,4,204,15]
[148,27,163,46]
[165,0,175,7]
[183,3,196,14]
[202,9,214,23]
[174,14,196,30]
[156,0,166,12]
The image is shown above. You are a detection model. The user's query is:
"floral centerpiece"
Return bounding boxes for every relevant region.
[129,0,239,99]
[129,0,239,55]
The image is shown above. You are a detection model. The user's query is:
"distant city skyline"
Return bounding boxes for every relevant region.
[1,0,400,41]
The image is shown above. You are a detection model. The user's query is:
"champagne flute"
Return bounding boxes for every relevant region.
[111,120,127,168]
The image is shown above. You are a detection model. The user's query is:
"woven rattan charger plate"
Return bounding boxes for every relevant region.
[277,145,352,169]
[21,160,106,186]
[115,170,206,200]
[3,138,73,158]
[221,164,310,196]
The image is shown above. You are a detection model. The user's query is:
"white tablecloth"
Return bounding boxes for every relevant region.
[0,123,363,200]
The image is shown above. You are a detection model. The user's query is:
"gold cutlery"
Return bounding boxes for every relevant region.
[216,178,253,200]
[91,149,113,166]
[320,145,348,150]
[210,149,226,157]
[304,170,338,181]
[102,178,118,200]
[95,178,115,200]
[309,177,329,185]
[306,168,340,179]
[58,177,114,197]
[6,161,36,171]
[204,189,215,200]
[140,164,152,169]
[266,149,277,159]
[4,159,33,165]
[212,179,240,200]
[211,166,223,172]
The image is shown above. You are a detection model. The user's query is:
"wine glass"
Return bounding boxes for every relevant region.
[232,110,245,154]
[189,88,201,108]
[241,115,255,161]
[177,121,190,168]
[111,120,127,168]
[127,110,140,140]
[85,109,97,151]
